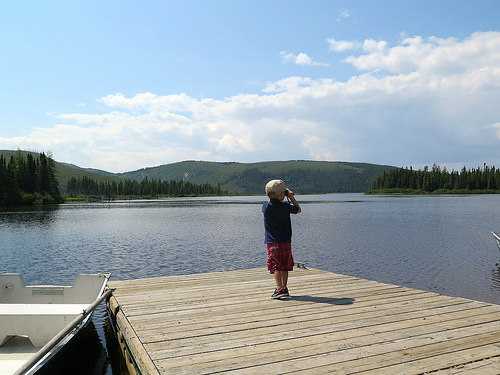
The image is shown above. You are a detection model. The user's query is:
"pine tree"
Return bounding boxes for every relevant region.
[5,156,21,205]
[0,155,7,204]
[38,153,50,193]
[46,153,62,202]
[370,164,500,193]
[25,153,37,193]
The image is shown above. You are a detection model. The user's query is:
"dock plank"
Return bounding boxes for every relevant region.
[137,295,466,335]
[128,289,433,327]
[157,325,500,374]
[442,356,500,374]
[122,286,419,317]
[153,312,500,369]
[108,267,500,374]
[140,300,490,343]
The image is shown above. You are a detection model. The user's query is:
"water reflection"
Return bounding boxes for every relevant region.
[492,262,500,290]
[103,306,129,375]
[36,321,108,375]
[58,195,370,210]
[0,206,59,225]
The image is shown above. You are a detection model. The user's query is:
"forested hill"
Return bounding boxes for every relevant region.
[1,151,396,194]
[120,160,396,194]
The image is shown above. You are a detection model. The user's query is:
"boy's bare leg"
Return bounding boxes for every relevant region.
[274,271,284,290]
[281,271,289,289]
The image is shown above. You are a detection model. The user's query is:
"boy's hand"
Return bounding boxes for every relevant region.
[287,189,301,213]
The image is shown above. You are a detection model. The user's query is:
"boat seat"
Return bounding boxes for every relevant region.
[0,304,88,315]
[0,304,89,347]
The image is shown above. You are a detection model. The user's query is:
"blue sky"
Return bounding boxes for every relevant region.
[1,1,500,171]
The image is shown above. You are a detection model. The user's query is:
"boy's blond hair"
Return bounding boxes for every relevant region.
[265,179,286,199]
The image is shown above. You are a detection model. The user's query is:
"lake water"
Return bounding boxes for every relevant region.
[1,193,500,374]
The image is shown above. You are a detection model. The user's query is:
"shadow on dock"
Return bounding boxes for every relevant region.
[289,295,355,305]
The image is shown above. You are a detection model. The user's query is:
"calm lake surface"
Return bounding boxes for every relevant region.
[1,193,500,374]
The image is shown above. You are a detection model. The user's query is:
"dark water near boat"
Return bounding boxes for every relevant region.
[1,193,500,374]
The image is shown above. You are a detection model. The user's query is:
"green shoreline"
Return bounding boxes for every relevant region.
[367,188,500,195]
[63,193,234,202]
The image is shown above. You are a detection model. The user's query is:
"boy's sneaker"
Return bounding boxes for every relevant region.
[271,289,283,299]
[271,288,288,300]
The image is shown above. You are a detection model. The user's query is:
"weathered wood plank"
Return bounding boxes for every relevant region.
[440,355,500,374]
[114,274,360,303]
[203,328,500,375]
[129,290,439,327]
[121,283,401,318]
[113,271,359,297]
[152,304,496,369]
[140,298,480,342]
[148,310,500,363]
[108,295,160,375]
[126,283,415,322]
[122,285,420,317]
[108,267,500,375]
[110,267,324,291]
[141,303,498,345]
[144,306,499,362]
[135,295,463,334]
[131,294,441,331]
[115,277,365,309]
[349,339,500,375]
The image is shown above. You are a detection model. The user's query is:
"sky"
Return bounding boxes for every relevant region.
[1,0,500,172]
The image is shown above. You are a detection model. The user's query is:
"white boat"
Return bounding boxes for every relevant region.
[0,273,110,375]
[493,231,500,250]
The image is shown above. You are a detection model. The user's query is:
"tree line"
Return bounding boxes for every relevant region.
[66,176,227,199]
[370,164,500,193]
[0,152,63,206]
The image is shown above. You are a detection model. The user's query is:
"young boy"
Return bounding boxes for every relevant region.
[262,179,301,299]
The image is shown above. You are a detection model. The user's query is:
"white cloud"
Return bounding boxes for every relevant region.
[280,51,329,67]
[494,123,500,139]
[327,38,359,52]
[1,31,500,171]
[346,32,500,74]
[336,9,350,22]
[216,133,255,153]
[362,39,387,53]
[262,76,317,93]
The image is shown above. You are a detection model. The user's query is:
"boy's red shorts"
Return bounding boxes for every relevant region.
[266,242,294,274]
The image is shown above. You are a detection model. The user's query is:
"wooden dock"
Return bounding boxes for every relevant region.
[108,267,500,374]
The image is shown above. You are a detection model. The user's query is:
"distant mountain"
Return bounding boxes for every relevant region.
[120,160,396,194]
[1,150,396,194]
